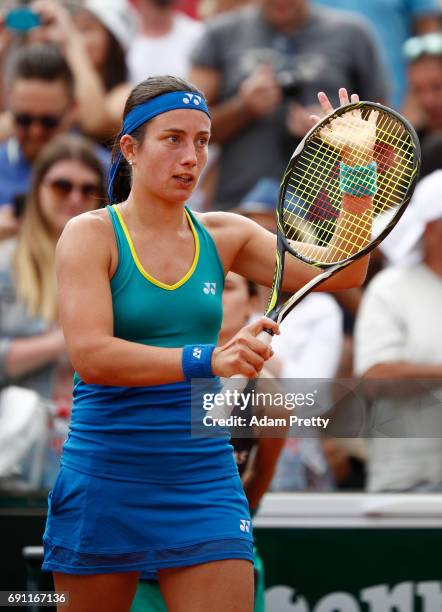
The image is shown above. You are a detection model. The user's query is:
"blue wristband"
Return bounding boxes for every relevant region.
[182,344,216,381]
[340,161,377,196]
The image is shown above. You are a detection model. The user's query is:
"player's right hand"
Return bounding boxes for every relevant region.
[211,317,280,378]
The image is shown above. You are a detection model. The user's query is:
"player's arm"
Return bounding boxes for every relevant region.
[57,215,184,386]
[292,93,377,263]
[223,213,368,292]
[57,215,277,385]
[290,194,373,264]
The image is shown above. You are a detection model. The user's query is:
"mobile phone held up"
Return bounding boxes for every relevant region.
[5,7,41,32]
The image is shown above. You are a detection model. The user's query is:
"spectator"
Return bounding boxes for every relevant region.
[379,133,442,266]
[31,0,137,139]
[419,132,442,177]
[313,0,440,109]
[354,170,442,492]
[0,42,109,240]
[405,33,442,145]
[0,134,105,486]
[0,43,76,238]
[189,0,389,209]
[128,0,202,82]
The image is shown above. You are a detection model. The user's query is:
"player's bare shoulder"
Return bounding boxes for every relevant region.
[56,208,116,269]
[195,209,254,241]
[62,207,111,235]
[194,209,261,267]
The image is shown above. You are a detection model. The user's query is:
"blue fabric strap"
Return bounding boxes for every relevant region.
[182,344,216,381]
[339,161,377,197]
[108,91,211,201]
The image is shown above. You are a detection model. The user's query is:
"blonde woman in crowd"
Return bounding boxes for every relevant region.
[0,134,105,405]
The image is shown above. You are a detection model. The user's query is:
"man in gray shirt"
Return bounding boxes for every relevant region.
[189,0,390,210]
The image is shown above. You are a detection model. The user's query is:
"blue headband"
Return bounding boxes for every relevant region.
[108,91,211,201]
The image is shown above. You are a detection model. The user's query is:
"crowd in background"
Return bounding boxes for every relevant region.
[1,0,442,494]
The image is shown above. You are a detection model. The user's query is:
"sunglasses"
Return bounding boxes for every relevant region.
[46,178,102,200]
[14,112,65,130]
[404,33,442,61]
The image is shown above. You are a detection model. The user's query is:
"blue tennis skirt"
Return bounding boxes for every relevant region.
[42,466,253,576]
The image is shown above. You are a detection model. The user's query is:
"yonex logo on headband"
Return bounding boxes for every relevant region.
[183,94,202,106]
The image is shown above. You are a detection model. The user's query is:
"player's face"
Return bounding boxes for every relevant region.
[409,57,442,129]
[259,0,309,32]
[9,79,75,162]
[219,273,256,344]
[131,109,210,204]
[39,159,102,236]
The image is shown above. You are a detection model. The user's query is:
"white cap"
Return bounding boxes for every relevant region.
[82,0,139,51]
[380,170,442,265]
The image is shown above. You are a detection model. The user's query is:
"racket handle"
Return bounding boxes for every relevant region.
[221,328,275,391]
[212,329,275,420]
[256,328,275,345]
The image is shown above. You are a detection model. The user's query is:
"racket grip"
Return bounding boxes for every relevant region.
[220,328,274,392]
[213,329,274,419]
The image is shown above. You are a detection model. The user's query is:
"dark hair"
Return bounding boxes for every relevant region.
[69,3,128,91]
[6,43,75,101]
[247,280,258,297]
[421,134,442,178]
[110,75,206,203]
[102,30,128,91]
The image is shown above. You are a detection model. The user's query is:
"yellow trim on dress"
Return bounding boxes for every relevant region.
[112,204,200,291]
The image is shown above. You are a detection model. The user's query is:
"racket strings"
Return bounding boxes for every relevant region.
[293,142,415,204]
[281,108,416,264]
[287,111,409,226]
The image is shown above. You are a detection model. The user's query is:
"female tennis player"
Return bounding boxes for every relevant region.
[130,273,286,612]
[42,76,372,611]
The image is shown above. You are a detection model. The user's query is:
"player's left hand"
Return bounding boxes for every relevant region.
[309,88,360,125]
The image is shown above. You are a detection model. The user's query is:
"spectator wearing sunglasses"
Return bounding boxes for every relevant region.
[0,43,109,240]
[0,134,105,487]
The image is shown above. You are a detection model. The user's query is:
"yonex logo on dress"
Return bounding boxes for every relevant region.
[240,520,251,533]
[192,347,202,359]
[203,282,216,295]
[182,94,202,106]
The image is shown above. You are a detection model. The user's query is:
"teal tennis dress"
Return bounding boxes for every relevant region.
[42,205,253,575]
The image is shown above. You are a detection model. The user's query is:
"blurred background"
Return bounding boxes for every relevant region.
[0,0,442,609]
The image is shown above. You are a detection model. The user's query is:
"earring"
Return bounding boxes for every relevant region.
[128,159,134,166]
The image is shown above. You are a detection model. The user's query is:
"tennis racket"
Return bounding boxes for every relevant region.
[227,100,420,388]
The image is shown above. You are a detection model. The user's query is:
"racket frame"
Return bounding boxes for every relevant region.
[266,101,421,326]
